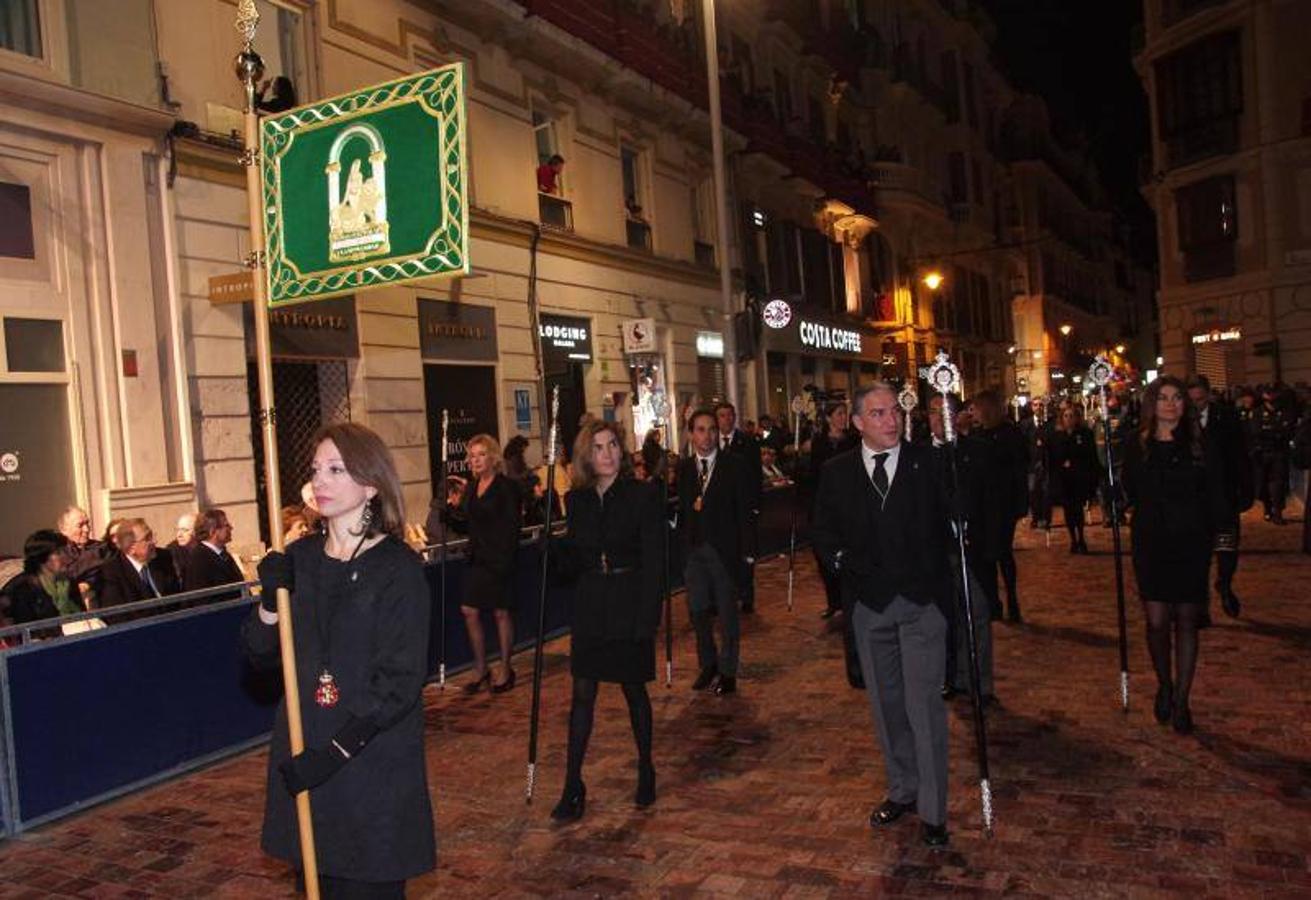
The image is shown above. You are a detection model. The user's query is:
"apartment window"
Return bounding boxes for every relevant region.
[692,177,716,267]
[940,51,960,123]
[0,181,35,259]
[766,220,802,295]
[773,69,793,127]
[4,317,63,373]
[0,0,40,57]
[947,152,967,204]
[730,34,754,93]
[800,228,844,314]
[1156,30,1241,168]
[1176,174,1237,282]
[534,105,572,230]
[971,157,984,205]
[808,96,826,144]
[962,63,979,129]
[621,144,651,251]
[253,1,310,106]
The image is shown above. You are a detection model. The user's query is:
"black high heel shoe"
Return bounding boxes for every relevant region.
[1153,682,1173,725]
[550,782,586,822]
[491,668,517,694]
[635,764,656,808]
[1171,702,1193,735]
[463,670,491,695]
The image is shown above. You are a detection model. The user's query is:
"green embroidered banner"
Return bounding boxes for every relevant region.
[261,63,469,306]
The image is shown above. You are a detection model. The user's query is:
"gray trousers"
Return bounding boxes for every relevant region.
[684,544,740,676]
[852,597,949,827]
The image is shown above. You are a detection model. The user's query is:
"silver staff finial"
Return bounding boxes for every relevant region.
[1087,355,1114,390]
[897,384,917,442]
[925,350,962,443]
[235,0,260,47]
[545,386,561,466]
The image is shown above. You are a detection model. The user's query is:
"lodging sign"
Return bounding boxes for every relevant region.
[261,63,469,307]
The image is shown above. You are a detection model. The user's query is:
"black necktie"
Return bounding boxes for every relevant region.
[140,565,158,598]
[871,452,889,498]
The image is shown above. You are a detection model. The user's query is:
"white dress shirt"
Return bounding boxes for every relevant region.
[861,440,901,487]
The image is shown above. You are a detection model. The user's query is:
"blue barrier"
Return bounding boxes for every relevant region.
[0,484,808,836]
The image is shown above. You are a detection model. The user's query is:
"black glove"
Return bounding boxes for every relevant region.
[278,715,379,795]
[279,747,344,795]
[257,551,293,612]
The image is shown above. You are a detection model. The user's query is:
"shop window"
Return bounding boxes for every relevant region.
[4,317,64,373]
[0,181,35,259]
[0,0,40,58]
[621,143,651,251]
[1176,174,1237,282]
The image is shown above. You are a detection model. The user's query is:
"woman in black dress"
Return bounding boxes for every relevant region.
[550,420,664,821]
[244,422,435,899]
[1047,402,1100,553]
[446,434,523,694]
[1122,376,1227,735]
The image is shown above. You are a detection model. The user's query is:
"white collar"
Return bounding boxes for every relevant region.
[202,540,224,555]
[126,555,148,574]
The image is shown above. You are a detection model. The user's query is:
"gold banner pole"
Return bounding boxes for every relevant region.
[234,2,321,895]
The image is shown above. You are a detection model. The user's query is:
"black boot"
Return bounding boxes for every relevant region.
[550,780,586,822]
[635,763,656,808]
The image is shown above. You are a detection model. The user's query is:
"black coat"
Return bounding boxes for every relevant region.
[977,421,1029,522]
[9,573,85,628]
[1200,403,1254,519]
[927,435,1008,563]
[719,429,762,508]
[97,551,182,609]
[812,442,951,615]
[240,534,436,881]
[446,473,522,609]
[677,451,753,574]
[1047,426,1100,505]
[183,543,246,595]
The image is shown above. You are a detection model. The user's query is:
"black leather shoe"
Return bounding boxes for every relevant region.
[1220,587,1241,618]
[491,668,516,694]
[847,669,865,690]
[1006,607,1024,625]
[463,670,491,695]
[691,666,718,691]
[740,603,755,614]
[714,675,737,695]
[550,782,586,822]
[868,799,915,827]
[820,607,838,619]
[1153,682,1173,725]
[635,764,656,808]
[922,823,949,848]
[1172,703,1193,735]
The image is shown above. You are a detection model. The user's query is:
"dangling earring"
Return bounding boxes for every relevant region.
[358,499,375,535]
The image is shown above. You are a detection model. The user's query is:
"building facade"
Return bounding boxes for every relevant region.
[1136,0,1311,389]
[0,0,1147,557]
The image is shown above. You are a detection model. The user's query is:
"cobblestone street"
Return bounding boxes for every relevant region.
[1,509,1308,898]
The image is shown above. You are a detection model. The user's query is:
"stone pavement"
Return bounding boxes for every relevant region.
[1,510,1309,898]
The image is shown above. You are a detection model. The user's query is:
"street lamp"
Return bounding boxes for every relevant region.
[922,270,944,291]
[1059,323,1072,336]
[1114,343,1126,355]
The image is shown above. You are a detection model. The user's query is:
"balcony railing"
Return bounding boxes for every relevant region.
[626,216,652,251]
[539,192,574,231]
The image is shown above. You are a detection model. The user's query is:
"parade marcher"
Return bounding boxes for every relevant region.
[812,383,953,848]
[446,434,523,694]
[1294,411,1311,555]
[1023,400,1053,529]
[242,423,436,898]
[810,401,858,622]
[925,395,996,703]
[1251,387,1295,524]
[1187,375,1253,618]
[714,401,761,612]
[678,408,753,695]
[549,421,664,821]
[1122,377,1228,736]
[1047,403,1099,553]
[972,389,1029,623]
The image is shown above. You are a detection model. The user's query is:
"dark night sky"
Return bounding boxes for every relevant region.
[979,0,1156,262]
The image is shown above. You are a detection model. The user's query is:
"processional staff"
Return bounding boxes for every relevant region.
[898,383,918,443]
[924,350,996,836]
[234,0,320,893]
[526,385,561,802]
[651,391,676,687]
[437,409,450,689]
[1088,356,1131,712]
[784,393,811,612]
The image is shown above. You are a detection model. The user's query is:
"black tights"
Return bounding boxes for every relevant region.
[1144,601,1203,707]
[1063,500,1085,546]
[564,677,652,787]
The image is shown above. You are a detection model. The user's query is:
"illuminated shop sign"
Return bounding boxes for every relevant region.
[695,331,724,358]
[759,298,877,361]
[1191,327,1241,345]
[539,314,592,363]
[799,320,862,354]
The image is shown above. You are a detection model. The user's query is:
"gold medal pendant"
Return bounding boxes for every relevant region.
[693,496,703,512]
[315,670,340,708]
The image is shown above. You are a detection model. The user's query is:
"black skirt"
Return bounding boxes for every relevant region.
[462,562,515,610]
[571,634,656,683]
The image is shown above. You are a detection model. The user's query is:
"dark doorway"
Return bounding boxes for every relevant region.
[545,363,585,461]
[423,364,499,490]
[248,359,351,546]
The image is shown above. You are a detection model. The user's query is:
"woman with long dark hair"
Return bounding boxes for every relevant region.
[1047,402,1099,553]
[446,434,523,694]
[550,420,664,821]
[244,422,435,898]
[1122,377,1228,734]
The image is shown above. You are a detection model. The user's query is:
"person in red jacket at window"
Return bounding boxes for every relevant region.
[537,154,565,194]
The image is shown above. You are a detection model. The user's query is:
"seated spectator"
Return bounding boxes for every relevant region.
[537,154,565,194]
[165,512,196,585]
[56,505,107,602]
[282,506,311,545]
[761,445,792,487]
[183,508,245,596]
[99,518,181,608]
[10,530,88,634]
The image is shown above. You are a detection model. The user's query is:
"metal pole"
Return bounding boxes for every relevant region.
[701,0,738,409]
[785,403,802,612]
[659,402,674,687]
[438,409,449,689]
[926,352,995,836]
[526,386,560,802]
[1089,358,1130,712]
[234,2,320,894]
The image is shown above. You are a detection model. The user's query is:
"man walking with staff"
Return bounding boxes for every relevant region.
[812,382,953,848]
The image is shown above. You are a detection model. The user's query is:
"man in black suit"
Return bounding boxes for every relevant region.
[1187,375,1252,617]
[679,408,753,695]
[714,402,761,612]
[98,518,182,610]
[164,512,196,588]
[183,508,245,597]
[812,382,952,848]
